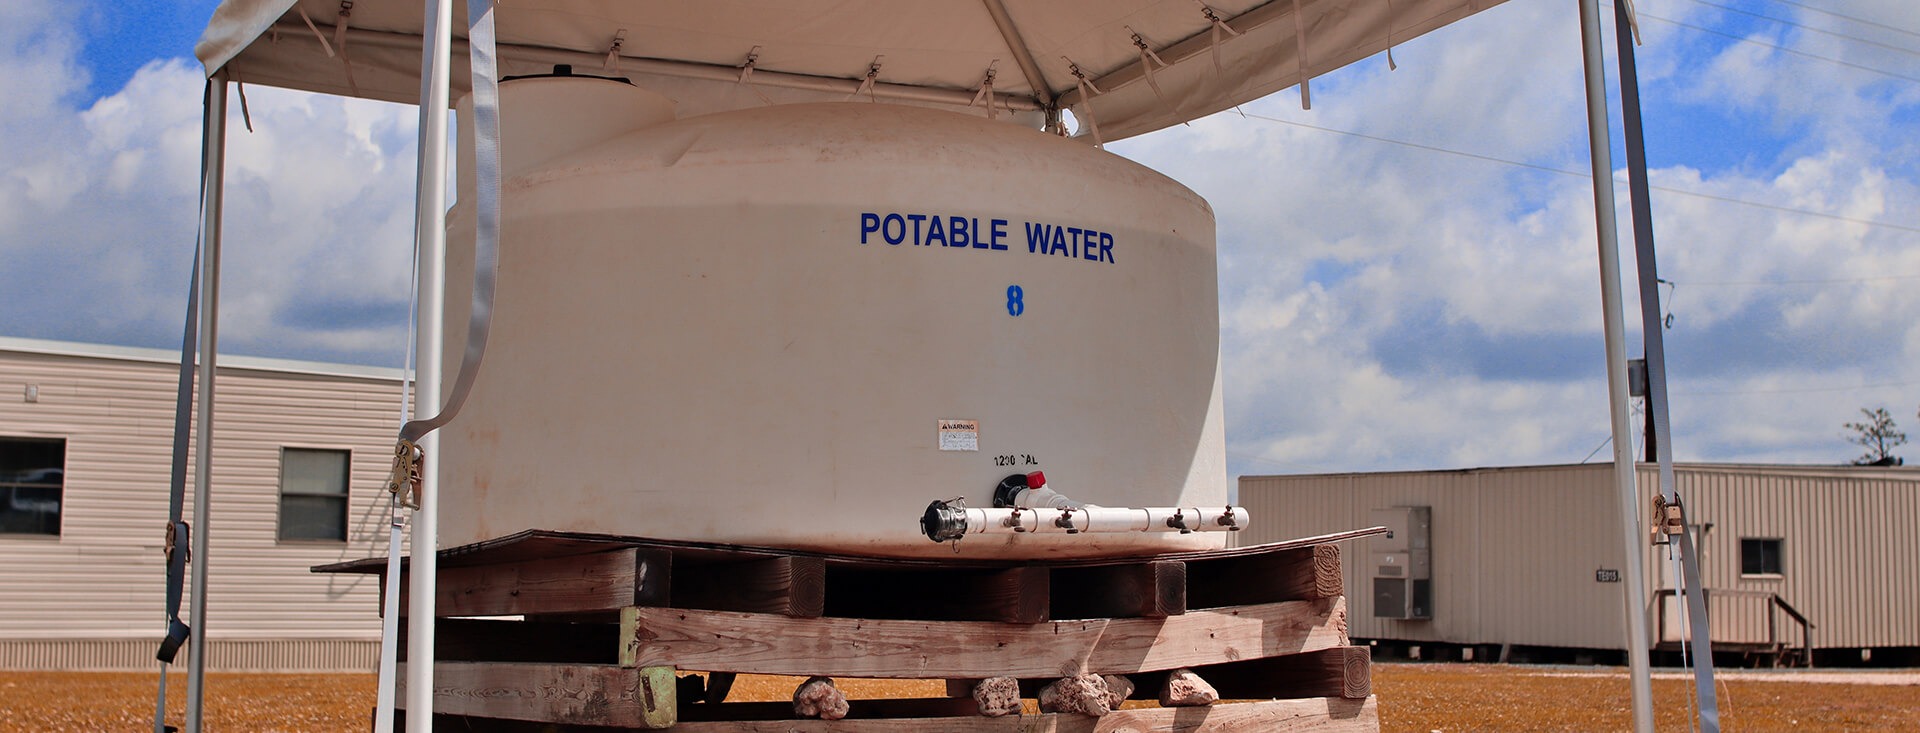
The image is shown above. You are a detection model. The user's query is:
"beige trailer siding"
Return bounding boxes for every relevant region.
[1239,465,1626,649]
[1674,465,1920,649]
[1240,463,1920,651]
[0,338,402,670]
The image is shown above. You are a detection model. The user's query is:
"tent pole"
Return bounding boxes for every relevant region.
[1612,2,1721,727]
[1575,1,1653,731]
[183,70,228,733]
[406,0,454,730]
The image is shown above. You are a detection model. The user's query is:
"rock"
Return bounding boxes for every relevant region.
[792,676,849,720]
[1038,674,1112,717]
[1159,667,1219,707]
[1101,674,1135,709]
[972,676,1021,717]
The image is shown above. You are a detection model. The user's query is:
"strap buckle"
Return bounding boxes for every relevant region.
[387,439,424,509]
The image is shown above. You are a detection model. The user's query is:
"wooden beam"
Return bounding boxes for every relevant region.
[825,565,1049,623]
[671,695,1378,732]
[675,556,826,617]
[676,697,979,722]
[1136,645,1372,701]
[620,597,1348,678]
[397,662,676,729]
[413,618,620,665]
[401,695,1376,732]
[1051,560,1186,619]
[1188,545,1341,609]
[402,547,672,617]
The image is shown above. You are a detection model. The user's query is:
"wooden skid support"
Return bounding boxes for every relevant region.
[1187,544,1341,609]
[400,547,672,617]
[396,662,676,729]
[1051,560,1186,619]
[402,696,1377,732]
[620,596,1349,678]
[677,555,828,618]
[416,618,621,664]
[1130,646,1372,701]
[825,565,1049,623]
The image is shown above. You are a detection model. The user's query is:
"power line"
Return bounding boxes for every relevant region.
[1763,0,1920,42]
[1633,8,1920,85]
[1236,112,1920,235]
[1676,379,1920,397]
[1676,274,1920,286]
[1676,0,1920,59]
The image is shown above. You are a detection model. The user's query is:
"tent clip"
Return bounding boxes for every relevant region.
[850,55,885,102]
[968,60,1000,119]
[605,29,627,72]
[1063,57,1103,148]
[1195,2,1242,73]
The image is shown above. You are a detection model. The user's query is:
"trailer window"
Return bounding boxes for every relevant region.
[1740,538,1783,576]
[280,448,350,541]
[0,438,64,536]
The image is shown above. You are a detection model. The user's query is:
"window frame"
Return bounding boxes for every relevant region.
[1738,537,1784,578]
[0,436,66,538]
[277,446,352,543]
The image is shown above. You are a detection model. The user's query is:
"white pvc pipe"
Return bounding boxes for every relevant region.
[405,0,454,730]
[1575,0,1654,729]
[946,506,1249,536]
[183,72,226,733]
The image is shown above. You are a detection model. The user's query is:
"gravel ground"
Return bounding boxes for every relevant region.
[1,665,1912,731]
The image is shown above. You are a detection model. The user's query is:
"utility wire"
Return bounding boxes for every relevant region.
[1678,274,1920,286]
[1676,0,1920,58]
[1238,111,1920,235]
[1633,8,1920,85]
[1676,379,1920,397]
[1764,0,1920,42]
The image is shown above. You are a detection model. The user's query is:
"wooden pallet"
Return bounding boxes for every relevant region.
[318,527,1385,731]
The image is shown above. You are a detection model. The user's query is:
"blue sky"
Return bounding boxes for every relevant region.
[3,0,1917,475]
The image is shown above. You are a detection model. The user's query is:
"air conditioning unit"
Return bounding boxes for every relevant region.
[1369,506,1431,620]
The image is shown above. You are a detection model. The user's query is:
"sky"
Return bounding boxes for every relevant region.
[3,0,1917,477]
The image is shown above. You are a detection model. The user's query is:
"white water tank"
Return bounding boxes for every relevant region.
[442,74,1226,559]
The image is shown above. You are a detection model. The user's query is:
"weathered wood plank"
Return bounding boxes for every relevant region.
[825,565,1049,623]
[396,662,676,729]
[621,596,1348,678]
[399,696,1375,732]
[1051,560,1187,619]
[400,547,672,617]
[1135,645,1372,701]
[676,555,827,617]
[318,526,1388,576]
[1187,545,1341,609]
[677,697,980,722]
[410,618,620,664]
[673,695,1377,732]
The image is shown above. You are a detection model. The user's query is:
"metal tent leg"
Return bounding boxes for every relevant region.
[1574,1,1654,731]
[184,71,229,733]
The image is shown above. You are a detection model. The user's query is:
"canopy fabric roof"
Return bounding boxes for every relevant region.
[198,0,1507,142]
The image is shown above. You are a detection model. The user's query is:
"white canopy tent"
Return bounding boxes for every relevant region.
[172,1,1696,732]
[196,0,1509,142]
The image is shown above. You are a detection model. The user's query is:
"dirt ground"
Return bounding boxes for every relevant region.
[1,663,1913,731]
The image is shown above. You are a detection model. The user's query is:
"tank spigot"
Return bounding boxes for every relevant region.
[1055,509,1079,534]
[1166,508,1193,534]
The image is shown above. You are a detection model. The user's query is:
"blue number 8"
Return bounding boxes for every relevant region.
[1006,285,1025,316]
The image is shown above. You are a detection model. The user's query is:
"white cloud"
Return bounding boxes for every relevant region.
[4,0,1915,475]
[1114,0,1920,474]
[0,4,421,365]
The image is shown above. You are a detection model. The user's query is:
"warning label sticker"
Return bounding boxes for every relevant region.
[938,419,979,452]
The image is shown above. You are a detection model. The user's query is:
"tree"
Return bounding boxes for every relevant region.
[1844,407,1906,466]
